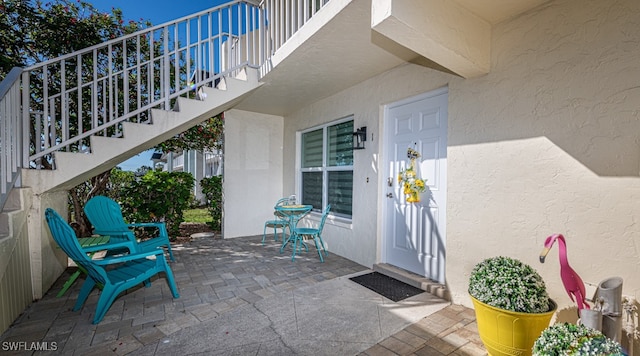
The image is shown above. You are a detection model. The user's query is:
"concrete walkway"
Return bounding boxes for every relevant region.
[0,235,487,355]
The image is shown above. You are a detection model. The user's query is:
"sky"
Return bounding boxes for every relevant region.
[90,0,231,26]
[91,0,231,170]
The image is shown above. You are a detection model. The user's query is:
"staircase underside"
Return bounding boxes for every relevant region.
[23,69,261,194]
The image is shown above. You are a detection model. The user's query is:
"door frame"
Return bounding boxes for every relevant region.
[379,87,448,280]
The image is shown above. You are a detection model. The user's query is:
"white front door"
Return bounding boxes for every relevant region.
[383,88,448,283]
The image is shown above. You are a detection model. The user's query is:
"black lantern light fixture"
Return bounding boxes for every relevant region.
[352,126,367,150]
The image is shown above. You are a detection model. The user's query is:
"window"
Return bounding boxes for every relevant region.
[300,118,354,218]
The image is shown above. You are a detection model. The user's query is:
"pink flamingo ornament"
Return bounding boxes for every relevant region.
[539,233,591,311]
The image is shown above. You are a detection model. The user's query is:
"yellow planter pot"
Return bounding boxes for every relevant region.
[470,296,556,356]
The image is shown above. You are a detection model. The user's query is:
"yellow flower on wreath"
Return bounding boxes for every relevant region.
[398,148,427,203]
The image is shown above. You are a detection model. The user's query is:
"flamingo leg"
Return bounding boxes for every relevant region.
[575,290,590,310]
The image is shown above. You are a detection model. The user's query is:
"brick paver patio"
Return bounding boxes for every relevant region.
[0,234,486,355]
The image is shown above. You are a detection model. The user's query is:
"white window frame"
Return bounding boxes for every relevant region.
[296,116,354,219]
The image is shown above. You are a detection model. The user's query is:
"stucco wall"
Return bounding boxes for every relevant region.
[224,109,285,238]
[284,0,639,312]
[446,0,640,309]
[28,190,69,299]
[283,66,451,268]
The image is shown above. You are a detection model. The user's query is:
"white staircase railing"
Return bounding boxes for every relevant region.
[23,0,266,170]
[0,68,24,210]
[0,0,332,210]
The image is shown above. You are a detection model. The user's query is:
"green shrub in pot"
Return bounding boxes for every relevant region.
[469,256,551,313]
[532,323,623,355]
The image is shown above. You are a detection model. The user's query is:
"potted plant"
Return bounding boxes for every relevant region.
[469,256,557,356]
[533,323,624,355]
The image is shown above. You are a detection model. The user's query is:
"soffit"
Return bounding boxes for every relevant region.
[453,0,551,25]
[234,0,550,116]
[235,0,405,116]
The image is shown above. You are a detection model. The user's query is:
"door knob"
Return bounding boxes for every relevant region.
[386,193,393,198]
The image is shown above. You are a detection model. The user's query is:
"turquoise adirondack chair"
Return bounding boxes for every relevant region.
[262,197,292,245]
[55,235,137,298]
[84,196,175,261]
[45,208,180,324]
[293,204,331,262]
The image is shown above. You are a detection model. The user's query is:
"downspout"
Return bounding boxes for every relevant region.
[597,277,623,343]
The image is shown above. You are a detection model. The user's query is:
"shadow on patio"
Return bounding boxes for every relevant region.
[0,235,486,355]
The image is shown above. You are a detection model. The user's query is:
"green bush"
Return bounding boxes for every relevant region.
[469,256,550,313]
[107,167,135,199]
[119,171,195,238]
[533,323,623,355]
[200,176,222,231]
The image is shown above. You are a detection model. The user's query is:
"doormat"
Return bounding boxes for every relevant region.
[349,272,425,302]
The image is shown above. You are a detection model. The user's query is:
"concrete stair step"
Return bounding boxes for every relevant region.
[373,263,450,301]
[0,189,25,237]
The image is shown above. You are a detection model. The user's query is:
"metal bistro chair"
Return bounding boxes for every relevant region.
[45,208,179,324]
[262,197,292,245]
[84,196,175,261]
[292,204,331,262]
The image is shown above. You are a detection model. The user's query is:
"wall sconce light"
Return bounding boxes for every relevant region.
[352,126,367,150]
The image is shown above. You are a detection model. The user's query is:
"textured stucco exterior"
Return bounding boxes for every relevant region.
[283,0,640,312]
[3,0,637,341]
[27,190,69,299]
[446,0,640,308]
[371,0,491,78]
[224,109,285,238]
[283,65,451,268]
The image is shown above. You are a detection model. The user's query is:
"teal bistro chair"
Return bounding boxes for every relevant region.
[45,208,180,324]
[293,204,331,262]
[84,196,175,261]
[262,198,291,245]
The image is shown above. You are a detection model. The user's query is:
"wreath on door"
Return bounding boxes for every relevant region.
[398,148,427,203]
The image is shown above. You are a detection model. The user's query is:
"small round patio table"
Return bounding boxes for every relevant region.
[275,204,312,261]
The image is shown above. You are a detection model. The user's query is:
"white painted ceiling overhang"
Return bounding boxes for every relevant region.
[235,0,550,116]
